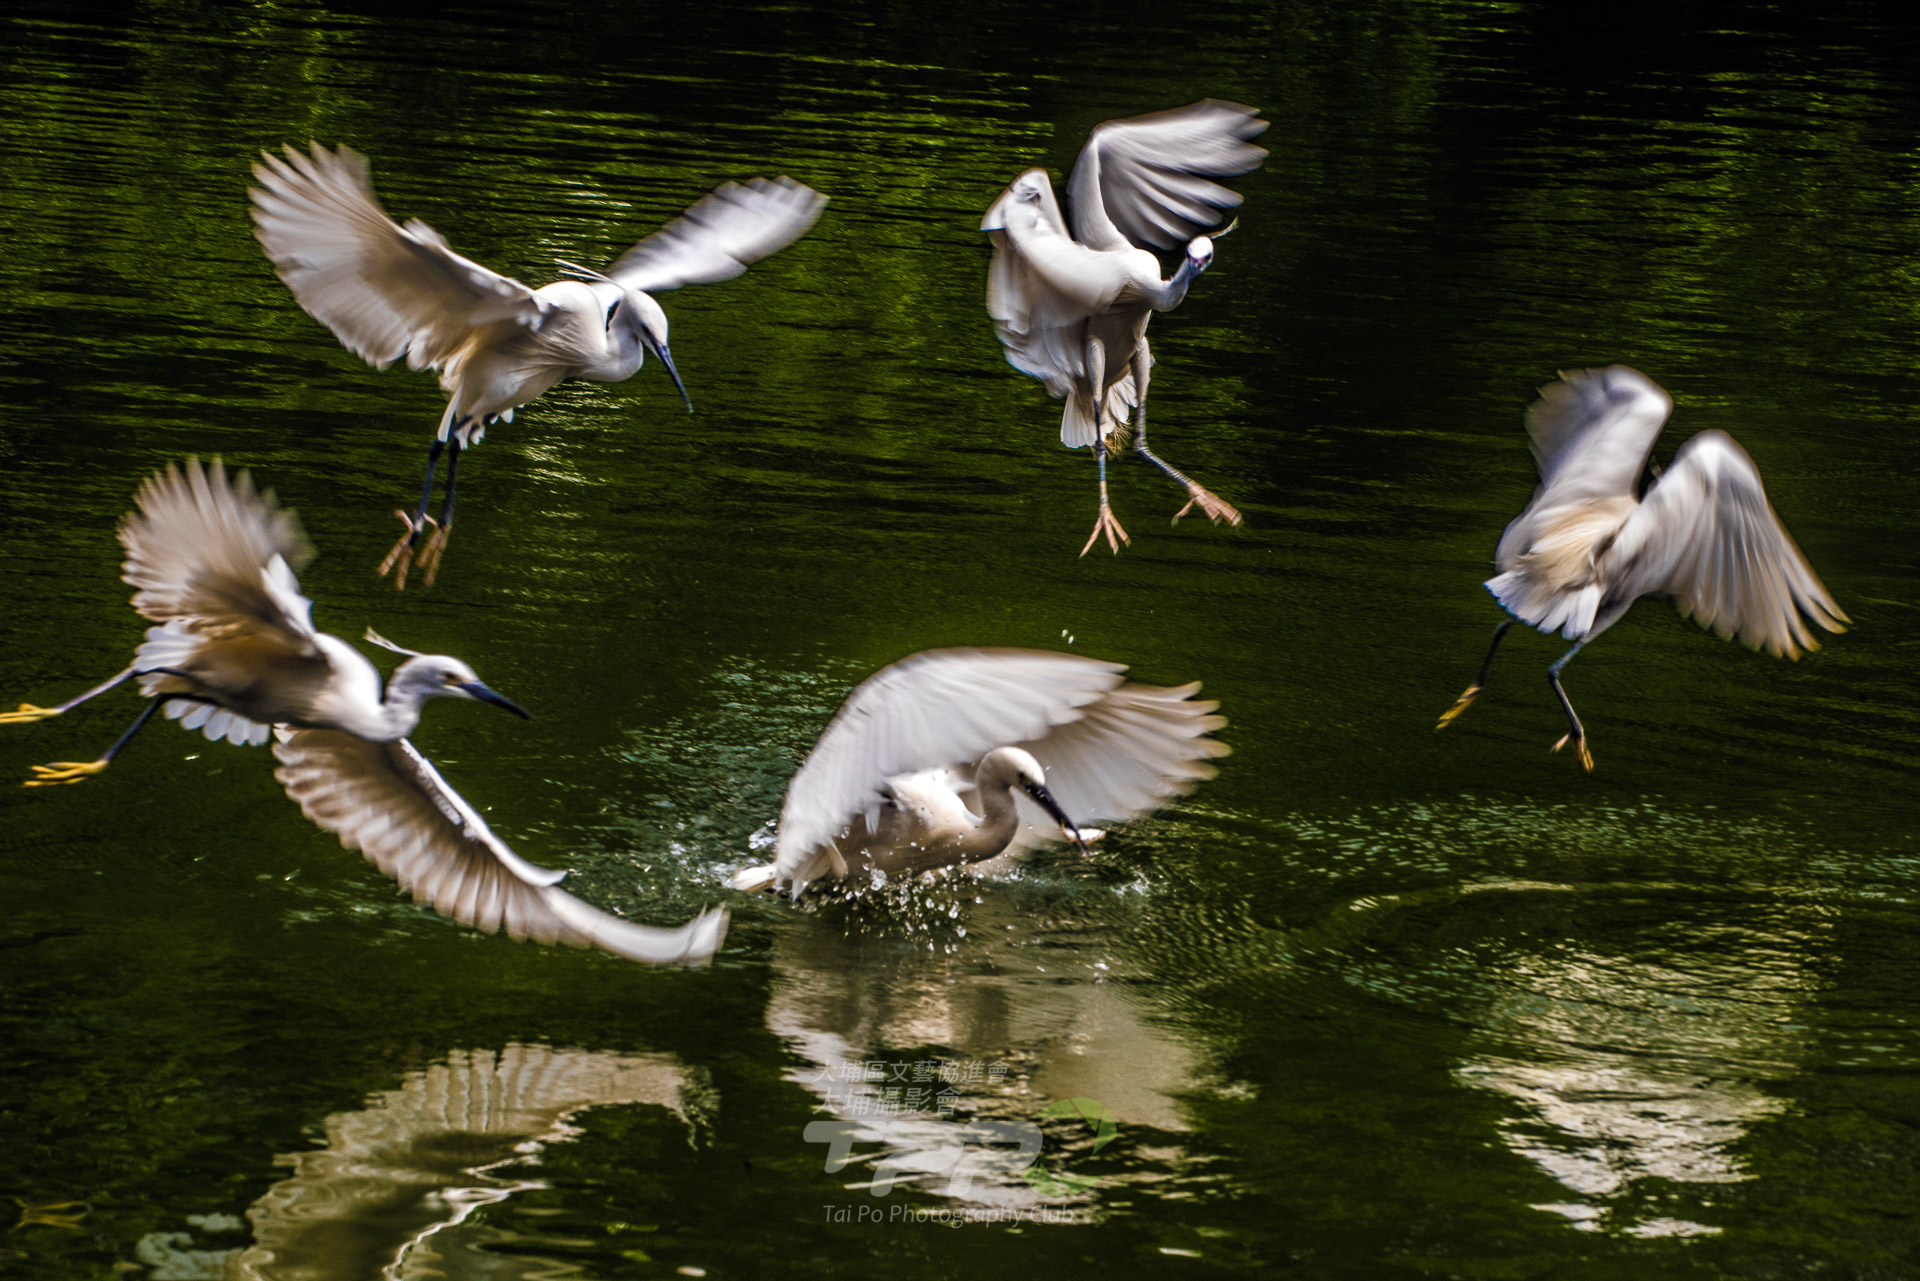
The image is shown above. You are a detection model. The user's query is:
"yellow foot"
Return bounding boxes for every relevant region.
[1079,506,1131,557]
[24,759,109,787]
[0,703,63,725]
[1173,484,1243,527]
[1552,733,1595,773]
[376,510,435,591]
[1435,685,1481,731]
[414,524,451,587]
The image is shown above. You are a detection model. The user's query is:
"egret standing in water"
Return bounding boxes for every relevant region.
[2,459,726,964]
[731,648,1229,896]
[982,100,1267,555]
[251,144,827,586]
[1436,366,1848,770]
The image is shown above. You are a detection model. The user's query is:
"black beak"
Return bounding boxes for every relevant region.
[459,682,532,720]
[646,335,693,412]
[1025,781,1089,855]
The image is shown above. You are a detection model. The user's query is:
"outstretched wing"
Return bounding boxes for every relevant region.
[251,144,549,372]
[606,177,826,293]
[1602,430,1849,658]
[774,649,1128,879]
[274,730,729,965]
[1066,100,1268,253]
[1004,679,1230,851]
[1521,365,1672,500]
[120,458,316,637]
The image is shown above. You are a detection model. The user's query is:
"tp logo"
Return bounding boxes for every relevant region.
[804,1099,1116,1198]
[1025,1098,1117,1195]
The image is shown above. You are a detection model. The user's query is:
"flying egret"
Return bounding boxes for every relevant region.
[2,459,727,964]
[250,144,828,586]
[1436,366,1848,770]
[981,100,1267,555]
[730,648,1229,896]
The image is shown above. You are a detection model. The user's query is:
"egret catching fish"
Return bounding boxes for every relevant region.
[3,459,726,963]
[982,100,1267,554]
[251,144,827,586]
[1436,366,1848,770]
[730,648,1229,896]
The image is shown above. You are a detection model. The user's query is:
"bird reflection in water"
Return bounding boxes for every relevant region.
[201,1044,710,1280]
[764,895,1204,1212]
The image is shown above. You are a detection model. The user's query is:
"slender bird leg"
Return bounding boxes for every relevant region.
[23,694,214,787]
[1078,338,1130,557]
[1546,641,1594,772]
[0,666,138,724]
[414,439,461,587]
[1436,621,1515,730]
[1129,338,1241,526]
[378,436,446,587]
[1080,441,1131,556]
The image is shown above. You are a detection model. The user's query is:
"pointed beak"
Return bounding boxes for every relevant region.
[459,682,532,720]
[646,335,693,412]
[1025,781,1089,855]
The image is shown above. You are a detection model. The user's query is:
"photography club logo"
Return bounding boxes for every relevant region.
[806,1096,1118,1205]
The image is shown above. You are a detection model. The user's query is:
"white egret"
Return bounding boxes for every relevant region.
[2,459,727,964]
[730,648,1229,896]
[981,100,1267,554]
[1436,366,1848,769]
[250,144,827,586]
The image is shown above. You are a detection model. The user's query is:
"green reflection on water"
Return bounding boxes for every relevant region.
[3,0,1920,1277]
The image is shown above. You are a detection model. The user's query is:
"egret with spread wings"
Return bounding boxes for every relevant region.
[251,144,827,586]
[730,649,1229,896]
[1435,366,1848,770]
[1,459,726,964]
[981,101,1267,555]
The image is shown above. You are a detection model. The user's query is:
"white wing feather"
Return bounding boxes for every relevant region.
[274,730,728,965]
[251,144,549,373]
[773,650,1127,879]
[1066,100,1269,252]
[1603,430,1849,658]
[1005,680,1230,851]
[607,176,826,294]
[1521,365,1673,502]
[120,458,315,633]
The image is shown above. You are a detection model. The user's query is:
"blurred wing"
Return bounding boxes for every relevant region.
[274,730,729,965]
[1604,430,1849,658]
[251,144,548,372]
[1006,680,1230,851]
[606,177,826,293]
[120,458,317,644]
[1067,100,1268,252]
[774,649,1128,876]
[1524,365,1672,500]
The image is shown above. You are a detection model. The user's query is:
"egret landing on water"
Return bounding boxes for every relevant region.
[730,648,1229,897]
[982,100,1267,555]
[2,459,725,964]
[251,144,827,587]
[1436,366,1848,770]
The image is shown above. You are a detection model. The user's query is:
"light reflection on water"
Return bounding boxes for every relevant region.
[4,1,1920,1277]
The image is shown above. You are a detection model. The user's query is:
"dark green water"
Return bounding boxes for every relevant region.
[4,1,1920,1276]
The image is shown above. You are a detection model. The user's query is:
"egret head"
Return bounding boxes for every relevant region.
[981,746,1089,854]
[1184,235,1216,273]
[615,290,691,412]
[385,651,532,720]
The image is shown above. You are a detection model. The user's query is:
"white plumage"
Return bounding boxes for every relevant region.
[251,144,827,584]
[982,101,1267,554]
[732,648,1229,896]
[1438,366,1848,769]
[3,459,726,965]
